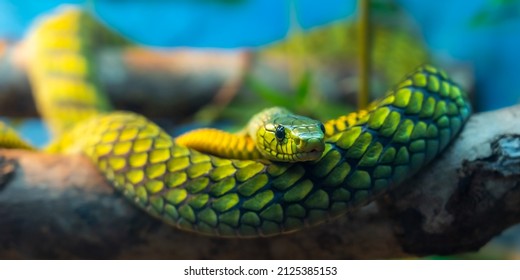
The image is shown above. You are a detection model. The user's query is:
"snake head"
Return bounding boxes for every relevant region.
[257,115,326,162]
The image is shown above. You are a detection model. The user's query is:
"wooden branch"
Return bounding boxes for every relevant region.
[0,105,519,259]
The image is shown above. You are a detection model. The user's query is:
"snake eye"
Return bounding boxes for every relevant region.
[319,123,326,133]
[275,125,285,141]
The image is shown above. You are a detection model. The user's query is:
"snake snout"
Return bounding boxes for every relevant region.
[299,138,325,153]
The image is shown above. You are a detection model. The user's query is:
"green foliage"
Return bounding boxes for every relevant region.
[295,71,311,105]
[264,20,430,88]
[469,0,520,28]
[245,71,311,109]
[245,75,294,108]
[244,71,353,122]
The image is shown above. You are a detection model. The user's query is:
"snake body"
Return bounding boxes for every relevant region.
[2,8,471,237]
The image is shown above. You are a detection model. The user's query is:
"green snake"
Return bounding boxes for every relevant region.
[0,8,471,237]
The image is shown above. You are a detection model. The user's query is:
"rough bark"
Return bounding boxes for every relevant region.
[0,105,519,259]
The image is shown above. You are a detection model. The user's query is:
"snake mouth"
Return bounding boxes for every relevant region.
[294,147,324,161]
[294,138,325,161]
[269,148,324,162]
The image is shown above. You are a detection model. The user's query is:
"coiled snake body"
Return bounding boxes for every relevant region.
[1,8,471,237]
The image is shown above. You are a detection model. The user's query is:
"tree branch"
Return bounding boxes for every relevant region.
[0,105,519,259]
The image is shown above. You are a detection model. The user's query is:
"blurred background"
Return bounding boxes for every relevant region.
[0,0,519,259]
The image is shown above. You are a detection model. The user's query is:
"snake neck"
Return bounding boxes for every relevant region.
[175,128,263,160]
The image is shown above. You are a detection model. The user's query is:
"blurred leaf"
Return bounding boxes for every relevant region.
[311,102,355,121]
[369,0,400,14]
[245,76,293,108]
[469,0,520,28]
[492,0,519,5]
[295,71,312,105]
[265,20,430,87]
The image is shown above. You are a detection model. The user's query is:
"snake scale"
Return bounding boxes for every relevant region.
[1,8,471,237]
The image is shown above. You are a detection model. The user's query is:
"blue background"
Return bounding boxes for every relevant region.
[0,0,519,111]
